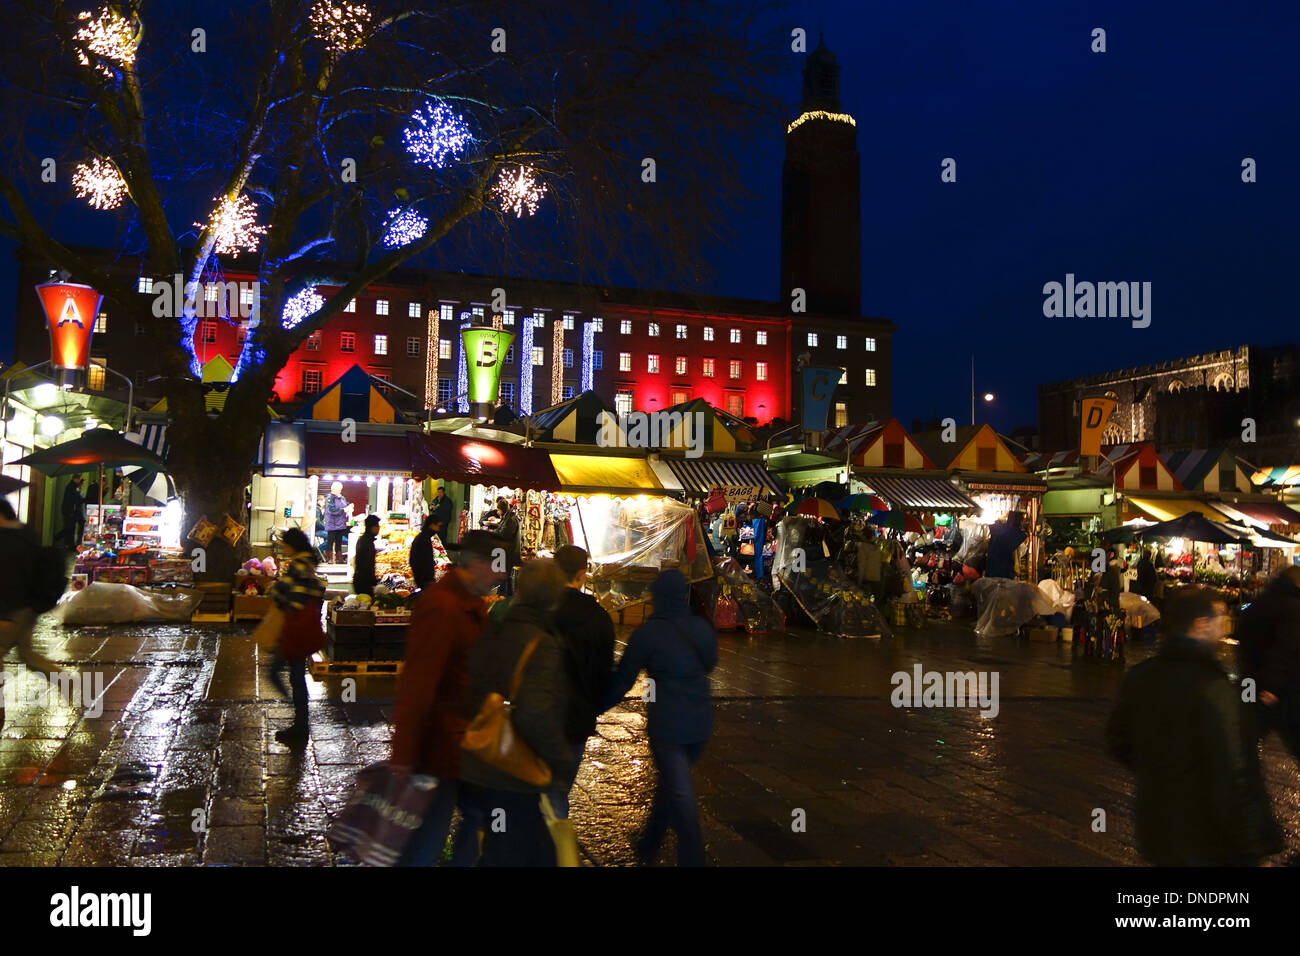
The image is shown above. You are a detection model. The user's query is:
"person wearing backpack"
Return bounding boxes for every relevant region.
[266,528,326,745]
[0,500,61,731]
[602,568,718,866]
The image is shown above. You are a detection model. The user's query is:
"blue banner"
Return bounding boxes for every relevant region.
[801,366,841,432]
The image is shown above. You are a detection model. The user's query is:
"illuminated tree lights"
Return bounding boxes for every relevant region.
[382,208,428,248]
[309,2,372,55]
[74,7,140,75]
[197,195,268,255]
[282,287,324,329]
[402,101,473,169]
[491,166,547,218]
[72,158,127,210]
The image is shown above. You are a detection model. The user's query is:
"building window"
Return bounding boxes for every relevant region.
[533,312,545,328]
[726,393,743,417]
[306,331,321,351]
[340,331,356,352]
[729,359,741,379]
[406,336,420,357]
[344,298,356,312]
[88,360,106,391]
[137,276,153,294]
[884,442,904,468]
[615,389,633,417]
[865,337,876,352]
[240,286,255,309]
[1139,464,1157,487]
[505,347,514,364]
[437,379,452,403]
[503,309,516,326]
[675,355,688,375]
[94,312,108,334]
[562,385,575,400]
[532,347,544,366]
[374,334,388,355]
[620,319,632,335]
[807,333,818,347]
[500,382,516,406]
[236,322,248,344]
[204,284,219,302]
[756,330,767,345]
[730,328,741,344]
[371,372,392,394]
[135,322,147,336]
[977,446,996,471]
[200,321,217,343]
[439,339,452,360]
[375,299,389,315]
[670,390,688,405]
[301,368,323,393]
[440,303,453,324]
[648,322,660,337]
[676,324,687,340]
[839,369,847,384]
[756,361,768,381]
[408,302,422,318]
[619,353,632,372]
[590,317,603,332]
[563,348,573,368]
[836,335,847,350]
[835,403,848,428]
[134,370,146,384]
[647,354,660,374]
[865,368,877,387]
[472,306,485,319]
[703,326,715,342]
[562,315,575,330]
[702,358,715,377]
[593,350,603,369]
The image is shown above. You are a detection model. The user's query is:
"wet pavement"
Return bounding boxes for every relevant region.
[0,615,1297,866]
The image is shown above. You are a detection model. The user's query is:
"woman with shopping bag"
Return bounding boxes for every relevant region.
[264,528,326,745]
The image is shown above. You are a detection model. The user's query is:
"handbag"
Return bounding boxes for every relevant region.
[538,793,580,867]
[704,488,727,514]
[279,600,326,658]
[460,633,554,787]
[252,605,285,651]
[327,762,439,866]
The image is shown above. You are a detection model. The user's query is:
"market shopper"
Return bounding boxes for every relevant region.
[1107,587,1281,866]
[408,515,444,591]
[391,530,505,866]
[322,482,352,563]
[352,514,381,597]
[1236,565,1300,767]
[458,558,576,867]
[603,568,717,866]
[984,511,1025,580]
[494,496,521,597]
[0,499,61,732]
[59,475,85,550]
[430,485,453,537]
[1134,546,1157,600]
[266,528,326,745]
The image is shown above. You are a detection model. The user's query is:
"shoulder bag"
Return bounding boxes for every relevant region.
[461,632,554,787]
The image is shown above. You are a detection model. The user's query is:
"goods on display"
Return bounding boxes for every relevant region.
[58,582,203,625]
[778,558,891,638]
[700,557,785,634]
[970,577,1041,638]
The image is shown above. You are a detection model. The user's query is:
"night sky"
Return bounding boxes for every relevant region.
[3,0,1297,435]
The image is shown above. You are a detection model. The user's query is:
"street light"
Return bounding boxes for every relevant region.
[984,392,995,403]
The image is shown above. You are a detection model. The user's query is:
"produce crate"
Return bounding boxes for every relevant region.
[616,601,650,627]
[192,581,234,621]
[331,607,375,627]
[233,594,273,621]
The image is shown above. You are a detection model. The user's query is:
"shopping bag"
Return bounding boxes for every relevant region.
[704,488,727,514]
[327,762,439,866]
[279,600,326,658]
[539,793,580,867]
[252,605,285,651]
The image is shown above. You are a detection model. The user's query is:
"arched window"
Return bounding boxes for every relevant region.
[1167,380,1183,392]
[1103,423,1123,445]
[1213,372,1234,390]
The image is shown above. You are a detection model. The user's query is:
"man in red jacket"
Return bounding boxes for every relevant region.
[391,530,506,866]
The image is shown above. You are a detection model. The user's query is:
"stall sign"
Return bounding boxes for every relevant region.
[461,327,516,403]
[1079,397,1117,456]
[35,281,103,370]
[800,366,841,433]
[713,483,764,504]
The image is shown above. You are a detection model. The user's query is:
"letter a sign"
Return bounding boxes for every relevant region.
[1080,397,1117,456]
[35,281,103,370]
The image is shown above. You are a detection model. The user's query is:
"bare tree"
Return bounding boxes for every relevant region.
[0,0,783,576]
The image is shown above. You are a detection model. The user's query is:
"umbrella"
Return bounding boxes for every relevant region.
[16,428,166,476]
[837,493,887,513]
[794,497,840,520]
[0,475,29,495]
[1098,518,1154,545]
[870,510,926,534]
[1135,512,1247,545]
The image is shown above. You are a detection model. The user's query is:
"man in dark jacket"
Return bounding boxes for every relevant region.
[1107,586,1280,866]
[549,546,616,820]
[603,569,718,866]
[494,496,521,597]
[984,511,1025,579]
[1134,547,1157,600]
[408,516,443,591]
[352,514,380,596]
[430,485,453,536]
[459,558,577,866]
[1236,565,1300,766]
[60,475,85,549]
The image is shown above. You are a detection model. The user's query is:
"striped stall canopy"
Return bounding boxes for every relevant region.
[125,424,170,460]
[863,474,980,515]
[663,458,782,501]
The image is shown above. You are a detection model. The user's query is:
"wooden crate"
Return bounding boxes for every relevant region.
[233,594,274,620]
[331,607,375,626]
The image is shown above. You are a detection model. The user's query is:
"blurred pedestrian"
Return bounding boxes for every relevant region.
[459,559,576,866]
[391,530,506,866]
[1134,546,1157,600]
[352,514,380,596]
[1107,587,1281,866]
[408,515,444,592]
[0,499,60,732]
[603,569,717,866]
[266,528,326,745]
[1236,564,1300,767]
[494,497,521,597]
[59,475,85,550]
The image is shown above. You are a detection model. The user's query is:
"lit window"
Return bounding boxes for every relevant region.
[756,330,767,345]
[675,356,688,375]
[240,286,255,308]
[340,331,356,352]
[406,336,420,357]
[532,347,544,366]
[562,315,575,330]
[647,354,660,374]
[472,306,485,319]
[439,339,451,360]
[94,312,108,333]
[563,348,573,368]
[135,322,146,336]
[835,402,848,427]
[836,335,847,350]
[306,331,321,351]
[345,298,356,312]
[375,299,389,315]
[671,390,689,405]
[440,304,453,324]
[593,351,603,369]
[302,368,323,393]
[726,393,743,417]
[562,385,575,400]
[137,277,153,294]
[839,369,847,384]
[619,353,632,372]
[703,326,715,341]
[533,313,545,328]
[200,321,217,343]
[236,323,248,344]
[729,360,741,379]
[500,382,516,405]
[865,368,877,387]
[408,302,422,318]
[756,361,768,381]
[620,319,632,334]
[648,322,660,337]
[371,372,391,394]
[88,360,106,391]
[807,333,818,347]
[730,328,741,344]
[865,337,876,351]
[204,284,218,302]
[702,358,715,377]
[590,317,603,332]
[374,334,388,355]
[437,379,452,403]
[676,324,687,339]
[615,389,633,417]
[503,309,516,326]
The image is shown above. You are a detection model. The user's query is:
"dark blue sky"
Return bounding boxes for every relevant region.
[4,0,1297,433]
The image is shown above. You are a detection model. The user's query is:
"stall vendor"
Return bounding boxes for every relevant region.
[323,481,353,563]
[353,514,381,596]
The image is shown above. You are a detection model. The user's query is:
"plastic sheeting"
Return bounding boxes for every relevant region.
[701,557,786,633]
[58,582,203,625]
[1033,578,1076,618]
[779,558,892,638]
[772,515,823,580]
[578,496,712,609]
[1119,591,1162,628]
[970,577,1041,638]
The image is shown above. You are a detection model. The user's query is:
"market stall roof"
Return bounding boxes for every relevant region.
[661,457,782,498]
[1126,496,1225,522]
[1135,512,1248,544]
[407,431,560,491]
[298,364,399,424]
[1221,521,1299,550]
[859,474,979,515]
[148,355,276,416]
[306,431,412,477]
[1250,465,1300,489]
[549,454,664,495]
[912,424,1028,473]
[16,428,167,476]
[529,391,623,445]
[1211,500,1300,527]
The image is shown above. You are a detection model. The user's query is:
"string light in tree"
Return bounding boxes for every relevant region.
[551,319,563,406]
[197,195,268,255]
[520,312,535,415]
[402,101,472,169]
[457,312,470,414]
[74,7,140,76]
[281,287,324,330]
[382,208,428,248]
[309,2,372,55]
[424,308,439,411]
[581,321,595,393]
[491,166,547,218]
[72,158,127,210]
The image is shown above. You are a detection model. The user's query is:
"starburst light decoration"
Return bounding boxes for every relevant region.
[382,208,428,248]
[402,101,472,169]
[309,2,372,55]
[72,158,127,210]
[197,195,268,255]
[74,7,140,76]
[282,287,324,330]
[491,166,547,218]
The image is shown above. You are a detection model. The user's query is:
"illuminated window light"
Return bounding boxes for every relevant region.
[581,321,595,393]
[457,312,470,413]
[786,110,857,134]
[551,320,563,405]
[424,307,439,410]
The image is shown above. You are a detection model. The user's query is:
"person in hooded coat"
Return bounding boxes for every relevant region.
[1236,564,1300,766]
[603,569,717,866]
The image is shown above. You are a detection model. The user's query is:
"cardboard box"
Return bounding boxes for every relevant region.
[331,607,375,627]
[233,594,273,619]
[1027,625,1059,643]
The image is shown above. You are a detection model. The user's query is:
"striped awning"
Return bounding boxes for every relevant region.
[862,475,980,515]
[663,458,782,499]
[1212,500,1300,527]
[125,424,169,459]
